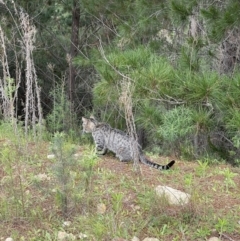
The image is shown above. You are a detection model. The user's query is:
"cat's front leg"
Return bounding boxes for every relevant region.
[96,145,107,155]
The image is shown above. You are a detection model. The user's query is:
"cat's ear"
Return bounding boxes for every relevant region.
[90,115,96,120]
[82,117,87,123]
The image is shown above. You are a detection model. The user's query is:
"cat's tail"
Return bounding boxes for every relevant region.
[139,155,175,170]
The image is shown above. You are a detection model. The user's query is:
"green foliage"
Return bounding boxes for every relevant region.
[47,83,68,133]
[51,132,76,217]
[184,173,194,188]
[0,123,47,222]
[215,217,235,235]
[91,216,109,240]
[194,226,211,239]
[92,47,175,134]
[133,57,175,98]
[201,0,240,41]
[170,0,195,22]
[93,79,120,107]
[79,148,99,191]
[89,41,233,158]
[191,108,213,130]
[168,0,197,26]
[46,82,79,139]
[226,109,240,133]
[232,132,240,149]
[136,100,164,131]
[0,144,26,218]
[218,168,237,192]
[179,47,200,72]
[50,137,99,219]
[196,159,209,177]
[158,106,194,143]
[183,72,221,104]
[112,192,124,214]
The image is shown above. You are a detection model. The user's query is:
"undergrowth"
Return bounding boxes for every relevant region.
[0,125,239,240]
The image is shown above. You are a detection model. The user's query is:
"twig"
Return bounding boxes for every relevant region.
[221,233,236,241]
[98,39,133,82]
[150,97,185,105]
[141,85,186,105]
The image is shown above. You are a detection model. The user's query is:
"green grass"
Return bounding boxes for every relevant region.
[0,127,240,240]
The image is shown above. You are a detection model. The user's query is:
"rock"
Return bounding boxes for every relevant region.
[58,231,68,241]
[73,153,81,158]
[67,234,76,240]
[207,237,221,241]
[142,238,159,241]
[57,231,76,241]
[131,236,140,241]
[25,190,30,195]
[78,233,88,239]
[130,204,140,212]
[97,203,107,214]
[5,238,14,241]
[35,173,50,181]
[155,185,190,205]
[47,154,55,159]
[63,221,71,227]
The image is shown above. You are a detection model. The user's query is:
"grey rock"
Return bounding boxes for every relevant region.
[155,185,190,205]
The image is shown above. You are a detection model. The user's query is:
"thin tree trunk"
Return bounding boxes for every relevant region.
[68,0,80,109]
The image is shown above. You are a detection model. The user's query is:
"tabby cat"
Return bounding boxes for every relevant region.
[82,116,175,170]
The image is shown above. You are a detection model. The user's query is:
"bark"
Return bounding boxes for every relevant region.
[68,0,80,107]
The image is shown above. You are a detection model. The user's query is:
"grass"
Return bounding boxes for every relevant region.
[0,127,240,240]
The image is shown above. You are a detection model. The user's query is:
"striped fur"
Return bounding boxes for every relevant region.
[82,117,175,170]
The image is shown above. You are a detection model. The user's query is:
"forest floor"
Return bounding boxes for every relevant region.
[97,154,240,241]
[1,139,240,241]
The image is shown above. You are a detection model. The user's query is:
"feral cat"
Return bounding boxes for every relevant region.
[82,117,175,170]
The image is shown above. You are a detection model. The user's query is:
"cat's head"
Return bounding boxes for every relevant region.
[82,116,97,133]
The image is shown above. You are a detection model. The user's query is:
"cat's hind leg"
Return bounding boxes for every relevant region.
[116,154,131,162]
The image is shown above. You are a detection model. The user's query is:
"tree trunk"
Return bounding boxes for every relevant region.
[68,0,80,108]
